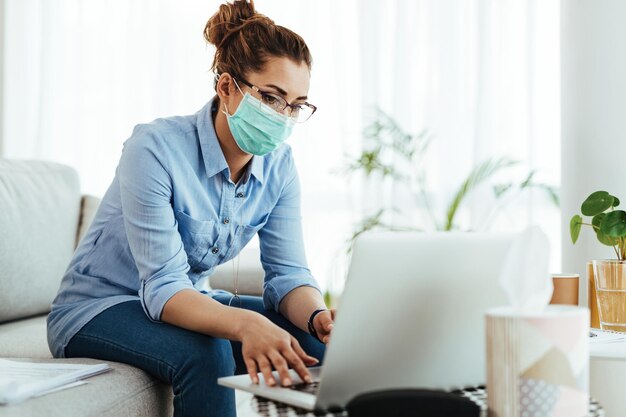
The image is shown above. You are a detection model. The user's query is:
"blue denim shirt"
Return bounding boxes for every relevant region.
[47,98,321,358]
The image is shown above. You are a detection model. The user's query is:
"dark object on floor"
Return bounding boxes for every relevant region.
[344,389,481,417]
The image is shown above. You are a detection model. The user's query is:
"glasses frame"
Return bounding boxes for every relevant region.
[234,76,317,123]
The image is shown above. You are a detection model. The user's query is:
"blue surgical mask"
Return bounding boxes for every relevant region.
[222,85,295,156]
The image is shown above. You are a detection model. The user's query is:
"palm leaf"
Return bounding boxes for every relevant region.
[539,184,560,206]
[347,209,386,252]
[444,157,518,231]
[346,208,421,253]
[493,183,513,198]
[518,170,560,206]
[520,170,536,188]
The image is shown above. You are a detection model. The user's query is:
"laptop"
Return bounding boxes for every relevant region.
[218,231,517,412]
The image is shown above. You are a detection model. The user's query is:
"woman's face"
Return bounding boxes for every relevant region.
[220,56,311,117]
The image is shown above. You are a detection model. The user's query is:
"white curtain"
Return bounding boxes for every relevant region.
[3,0,561,292]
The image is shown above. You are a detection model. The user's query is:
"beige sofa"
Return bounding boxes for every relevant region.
[0,158,264,416]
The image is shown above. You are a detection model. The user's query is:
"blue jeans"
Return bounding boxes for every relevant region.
[64,294,326,417]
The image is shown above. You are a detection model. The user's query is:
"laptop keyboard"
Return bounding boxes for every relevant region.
[287,381,320,395]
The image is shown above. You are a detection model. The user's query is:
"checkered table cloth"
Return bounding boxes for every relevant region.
[250,386,604,417]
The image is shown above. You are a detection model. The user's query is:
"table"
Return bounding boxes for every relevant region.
[234,386,605,417]
[589,329,626,416]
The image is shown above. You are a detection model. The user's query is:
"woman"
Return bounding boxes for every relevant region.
[46,1,335,416]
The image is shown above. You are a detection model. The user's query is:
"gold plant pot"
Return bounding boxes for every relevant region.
[588,262,600,328]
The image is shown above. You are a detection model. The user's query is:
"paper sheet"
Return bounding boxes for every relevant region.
[0,359,109,405]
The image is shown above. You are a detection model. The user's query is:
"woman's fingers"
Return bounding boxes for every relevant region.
[318,311,334,333]
[244,357,259,384]
[291,336,319,365]
[239,317,325,388]
[281,344,312,383]
[251,346,313,387]
[268,351,292,386]
[256,355,276,387]
[314,310,335,343]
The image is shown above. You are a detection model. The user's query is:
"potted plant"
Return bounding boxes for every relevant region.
[570,191,626,330]
[323,109,559,308]
[343,108,559,237]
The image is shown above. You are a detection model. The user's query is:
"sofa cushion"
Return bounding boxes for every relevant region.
[0,316,252,416]
[0,358,173,417]
[0,315,52,358]
[0,159,81,323]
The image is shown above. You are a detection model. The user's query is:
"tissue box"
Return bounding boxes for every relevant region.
[486,305,589,417]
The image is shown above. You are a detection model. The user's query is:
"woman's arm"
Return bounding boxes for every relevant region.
[279,286,326,332]
[161,289,255,340]
[118,129,197,322]
[279,286,335,344]
[257,148,336,342]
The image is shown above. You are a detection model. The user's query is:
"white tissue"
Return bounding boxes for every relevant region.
[498,226,552,311]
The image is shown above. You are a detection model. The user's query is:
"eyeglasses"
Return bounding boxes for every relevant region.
[234,76,317,123]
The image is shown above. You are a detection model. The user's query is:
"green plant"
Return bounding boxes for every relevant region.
[346,209,422,253]
[342,108,559,235]
[570,191,626,260]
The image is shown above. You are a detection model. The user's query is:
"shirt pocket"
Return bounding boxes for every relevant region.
[239,212,271,249]
[174,210,218,269]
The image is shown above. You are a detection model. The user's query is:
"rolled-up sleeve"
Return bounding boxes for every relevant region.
[117,126,195,322]
[258,153,322,312]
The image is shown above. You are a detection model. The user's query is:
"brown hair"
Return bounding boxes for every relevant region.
[204,0,312,83]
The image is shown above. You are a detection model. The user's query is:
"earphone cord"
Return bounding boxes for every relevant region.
[229,194,244,308]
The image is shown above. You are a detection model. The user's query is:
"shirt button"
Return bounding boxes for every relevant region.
[223,217,230,224]
[211,247,219,254]
[236,192,244,198]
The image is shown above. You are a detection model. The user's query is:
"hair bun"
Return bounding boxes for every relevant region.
[204,0,312,83]
[204,0,259,49]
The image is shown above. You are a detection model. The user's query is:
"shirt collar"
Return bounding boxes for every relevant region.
[247,151,264,184]
[196,97,264,184]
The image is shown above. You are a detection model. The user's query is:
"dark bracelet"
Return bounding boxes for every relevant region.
[307,308,327,343]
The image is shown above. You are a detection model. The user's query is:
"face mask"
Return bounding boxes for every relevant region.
[222,86,295,156]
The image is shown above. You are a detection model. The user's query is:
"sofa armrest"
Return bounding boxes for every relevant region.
[76,195,102,248]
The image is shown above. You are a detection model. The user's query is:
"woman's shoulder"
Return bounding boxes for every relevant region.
[128,114,197,145]
[122,112,201,162]
[118,112,202,179]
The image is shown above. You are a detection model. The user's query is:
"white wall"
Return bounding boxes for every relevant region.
[561,0,626,301]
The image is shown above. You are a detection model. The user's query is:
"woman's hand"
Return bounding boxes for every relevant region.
[239,314,319,387]
[312,308,336,344]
